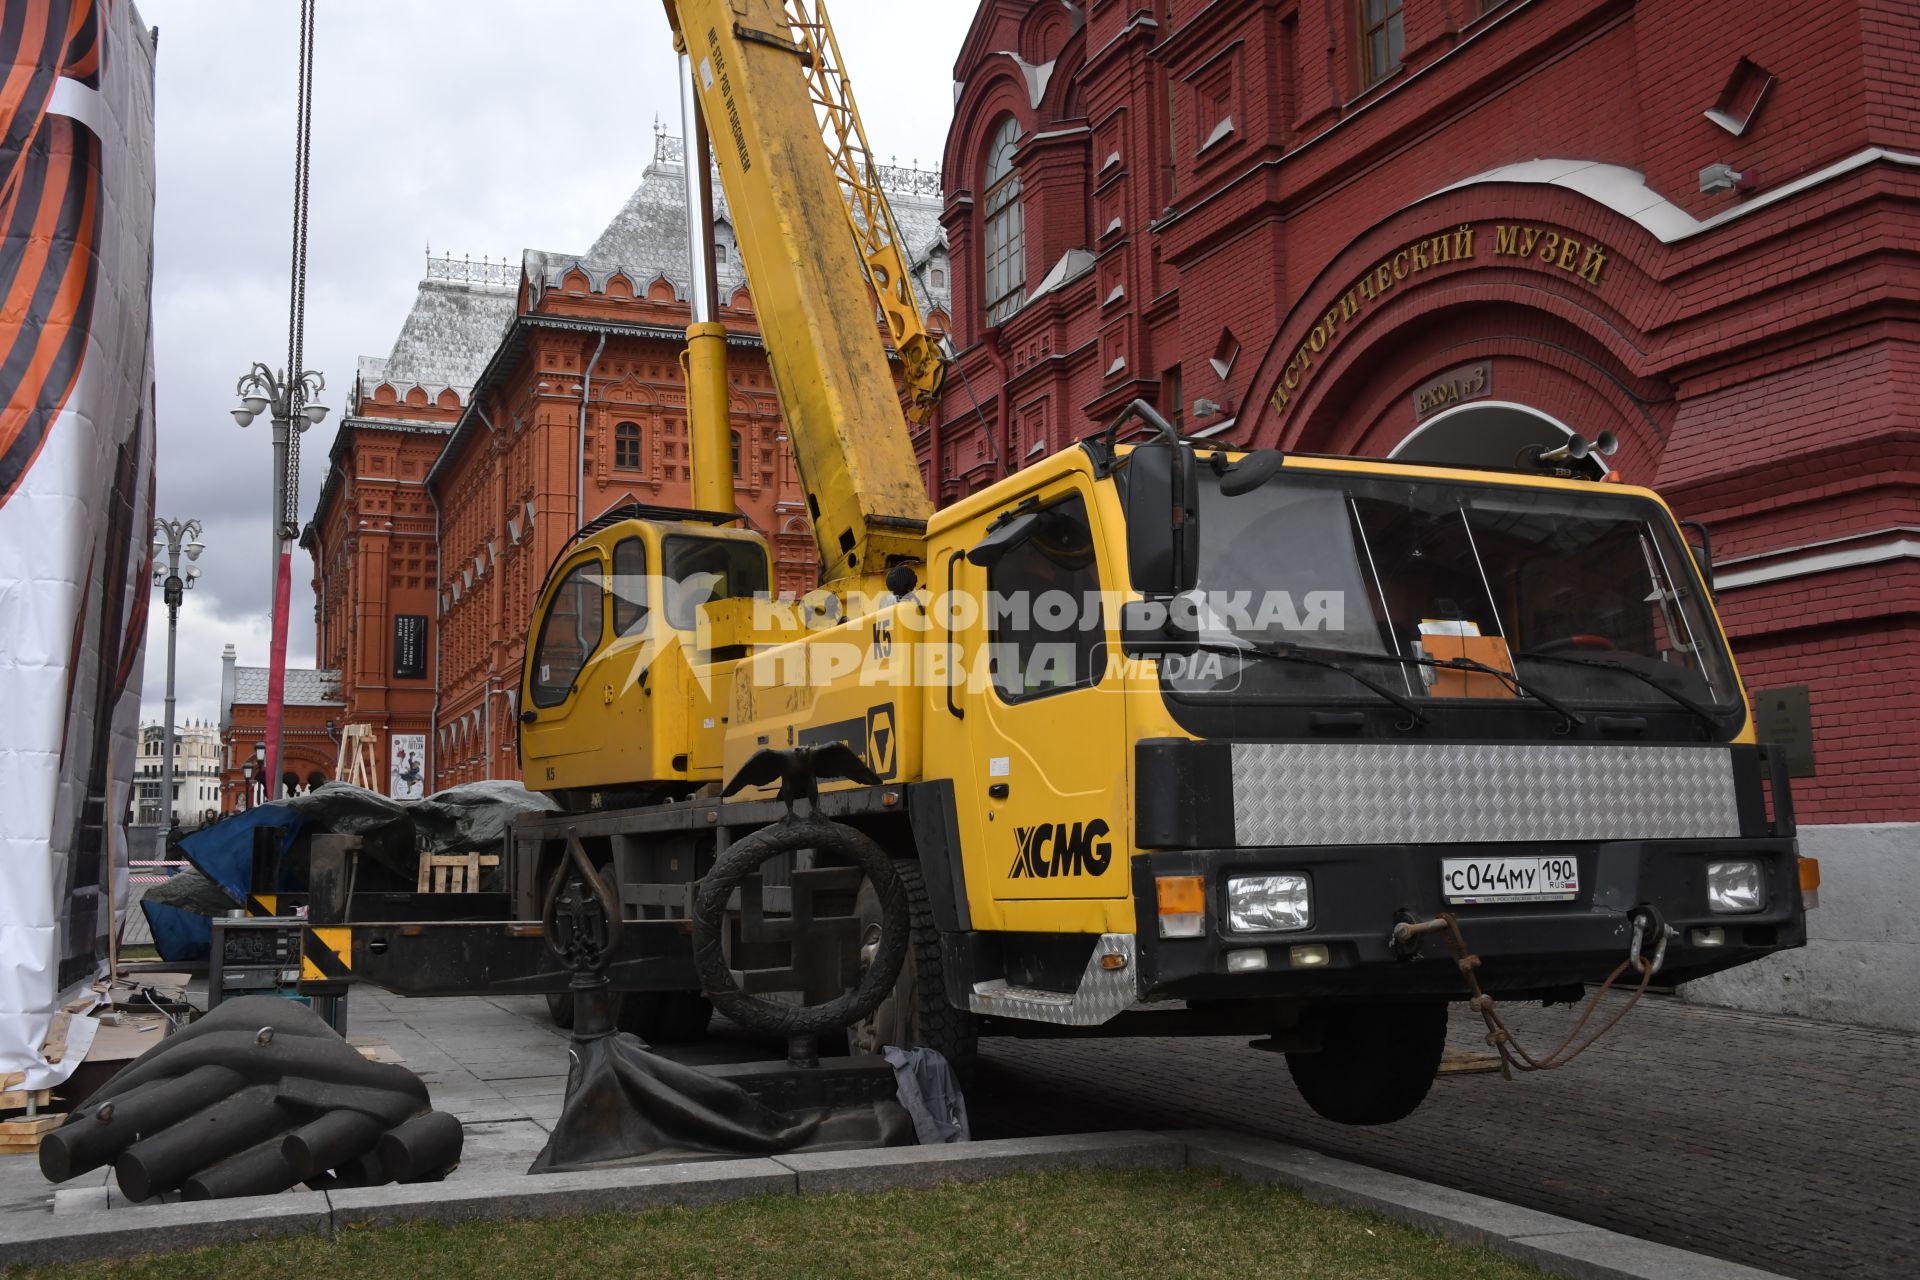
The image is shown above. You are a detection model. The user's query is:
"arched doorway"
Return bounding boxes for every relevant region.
[1389,400,1609,478]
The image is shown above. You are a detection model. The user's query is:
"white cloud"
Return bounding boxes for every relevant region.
[136,0,974,724]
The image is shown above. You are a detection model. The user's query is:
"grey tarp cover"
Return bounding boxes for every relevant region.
[139,866,240,916]
[281,779,561,853]
[277,780,562,882]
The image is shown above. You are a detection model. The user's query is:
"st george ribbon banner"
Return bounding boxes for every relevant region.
[0,1,159,1089]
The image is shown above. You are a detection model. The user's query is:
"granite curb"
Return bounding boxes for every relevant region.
[3,1129,1795,1278]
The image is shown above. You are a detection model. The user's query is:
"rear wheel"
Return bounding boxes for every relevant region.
[1284,1002,1447,1125]
[544,992,574,1029]
[848,860,978,1084]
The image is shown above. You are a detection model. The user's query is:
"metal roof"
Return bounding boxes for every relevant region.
[231,666,344,707]
[541,140,950,315]
[358,276,517,404]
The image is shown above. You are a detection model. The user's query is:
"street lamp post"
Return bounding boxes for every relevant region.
[151,518,205,836]
[232,365,329,800]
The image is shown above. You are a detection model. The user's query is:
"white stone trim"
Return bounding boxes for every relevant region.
[1715,535,1920,590]
[1432,149,1920,245]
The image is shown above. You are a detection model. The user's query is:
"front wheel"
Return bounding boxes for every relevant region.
[848,860,978,1084]
[1284,1002,1447,1125]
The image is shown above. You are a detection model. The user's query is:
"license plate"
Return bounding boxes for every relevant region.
[1441,856,1579,904]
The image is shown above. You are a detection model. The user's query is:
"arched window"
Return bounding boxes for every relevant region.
[614,421,641,470]
[982,118,1026,325]
[731,430,743,477]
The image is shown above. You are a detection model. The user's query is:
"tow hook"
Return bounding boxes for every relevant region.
[1389,909,1432,959]
[1627,906,1675,977]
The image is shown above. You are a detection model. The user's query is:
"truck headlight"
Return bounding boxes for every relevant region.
[1227,874,1311,932]
[1707,860,1765,914]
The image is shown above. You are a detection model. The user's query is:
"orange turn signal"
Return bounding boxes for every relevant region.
[1157,875,1205,939]
[1157,875,1204,914]
[1799,857,1822,909]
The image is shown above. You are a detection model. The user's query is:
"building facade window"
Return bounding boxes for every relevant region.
[982,118,1026,326]
[1360,0,1405,85]
[731,430,743,476]
[614,421,641,469]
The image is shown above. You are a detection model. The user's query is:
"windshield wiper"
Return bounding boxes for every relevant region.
[1513,650,1723,732]
[1185,639,1431,726]
[1271,641,1588,728]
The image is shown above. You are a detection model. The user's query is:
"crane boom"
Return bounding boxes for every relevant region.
[667,0,933,584]
[780,1,947,426]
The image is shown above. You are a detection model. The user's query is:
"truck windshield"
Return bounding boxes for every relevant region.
[1169,467,1738,717]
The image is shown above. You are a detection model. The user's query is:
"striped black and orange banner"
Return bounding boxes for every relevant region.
[0,0,102,509]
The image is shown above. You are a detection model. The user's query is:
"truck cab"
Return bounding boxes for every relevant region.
[520,503,771,808]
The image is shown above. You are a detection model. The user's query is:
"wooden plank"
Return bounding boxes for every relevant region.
[1437,1046,1506,1076]
[0,1114,66,1153]
[0,1088,52,1111]
[39,1011,72,1065]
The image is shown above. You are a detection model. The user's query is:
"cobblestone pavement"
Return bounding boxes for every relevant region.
[966,995,1918,1280]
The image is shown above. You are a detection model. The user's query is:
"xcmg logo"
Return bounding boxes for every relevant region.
[1008,819,1113,879]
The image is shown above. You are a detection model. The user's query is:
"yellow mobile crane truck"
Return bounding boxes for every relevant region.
[506,0,1811,1124]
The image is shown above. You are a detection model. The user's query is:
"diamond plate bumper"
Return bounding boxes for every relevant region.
[1231,742,1743,846]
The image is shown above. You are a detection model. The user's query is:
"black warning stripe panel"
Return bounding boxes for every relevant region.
[302,928,352,980]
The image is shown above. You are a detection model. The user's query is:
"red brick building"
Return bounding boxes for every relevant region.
[933,0,1920,1023]
[216,644,343,811]
[305,134,950,792]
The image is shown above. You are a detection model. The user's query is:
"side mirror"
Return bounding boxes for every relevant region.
[1214,448,1285,497]
[1124,441,1200,595]
[966,511,1040,568]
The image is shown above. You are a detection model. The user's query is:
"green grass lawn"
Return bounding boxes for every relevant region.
[11,1167,1550,1280]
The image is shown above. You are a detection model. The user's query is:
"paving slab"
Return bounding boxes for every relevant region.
[0,1154,54,1217]
[770,1130,1184,1194]
[326,1157,794,1229]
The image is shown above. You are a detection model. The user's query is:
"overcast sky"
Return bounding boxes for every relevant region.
[135,0,974,726]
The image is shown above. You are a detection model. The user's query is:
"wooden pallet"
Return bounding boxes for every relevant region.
[416,851,500,894]
[0,1114,65,1155]
[0,1086,52,1112]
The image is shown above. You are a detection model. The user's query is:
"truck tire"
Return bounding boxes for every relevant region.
[545,992,574,1029]
[848,860,978,1085]
[1284,1002,1447,1125]
[692,816,908,1038]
